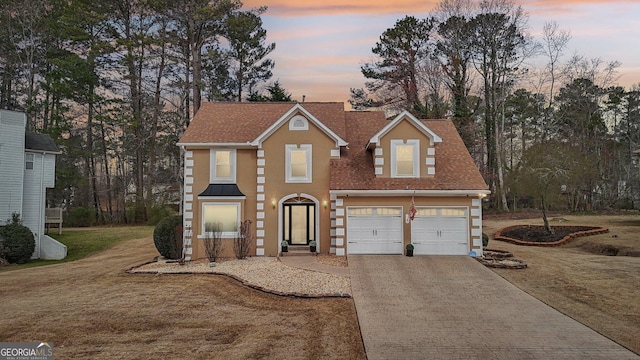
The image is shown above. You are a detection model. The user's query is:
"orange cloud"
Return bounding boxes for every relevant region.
[243,0,438,16]
[522,0,632,5]
[245,0,639,17]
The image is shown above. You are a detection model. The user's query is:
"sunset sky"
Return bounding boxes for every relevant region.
[242,0,640,103]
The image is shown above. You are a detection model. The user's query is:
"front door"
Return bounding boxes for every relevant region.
[283,203,315,245]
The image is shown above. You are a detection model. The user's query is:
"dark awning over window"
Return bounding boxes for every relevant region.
[198,184,245,197]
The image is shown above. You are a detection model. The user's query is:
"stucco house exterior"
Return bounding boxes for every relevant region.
[177,102,489,260]
[0,109,67,260]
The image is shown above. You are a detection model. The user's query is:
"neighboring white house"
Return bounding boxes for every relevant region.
[0,109,67,260]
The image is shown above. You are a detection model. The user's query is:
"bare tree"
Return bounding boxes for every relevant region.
[433,0,476,21]
[233,219,253,260]
[203,222,224,263]
[538,21,571,140]
[563,54,620,90]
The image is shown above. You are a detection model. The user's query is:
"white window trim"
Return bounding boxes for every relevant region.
[391,139,419,178]
[285,144,312,183]
[210,149,236,183]
[199,202,241,238]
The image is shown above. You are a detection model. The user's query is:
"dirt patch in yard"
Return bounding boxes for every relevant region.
[0,236,365,359]
[484,213,640,355]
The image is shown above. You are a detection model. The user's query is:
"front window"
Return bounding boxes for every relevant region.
[202,203,240,237]
[391,140,419,178]
[285,144,312,183]
[210,149,236,183]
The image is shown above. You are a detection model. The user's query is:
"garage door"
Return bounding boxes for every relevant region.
[347,207,403,254]
[411,207,469,255]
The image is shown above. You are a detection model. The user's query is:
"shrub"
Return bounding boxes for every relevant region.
[153,215,183,259]
[482,233,489,248]
[0,216,35,264]
[66,207,94,227]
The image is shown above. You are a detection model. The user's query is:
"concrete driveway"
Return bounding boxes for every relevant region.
[349,255,639,360]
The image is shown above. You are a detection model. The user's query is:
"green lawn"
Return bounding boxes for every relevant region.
[0,226,154,272]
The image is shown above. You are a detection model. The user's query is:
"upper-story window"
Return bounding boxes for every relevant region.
[25,153,34,170]
[210,149,236,183]
[391,139,419,178]
[286,144,312,183]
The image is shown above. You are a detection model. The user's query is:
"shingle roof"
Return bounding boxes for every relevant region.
[330,117,488,191]
[179,102,488,191]
[178,102,347,144]
[24,133,59,153]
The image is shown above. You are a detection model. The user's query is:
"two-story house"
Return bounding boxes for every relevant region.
[0,109,66,260]
[177,102,489,260]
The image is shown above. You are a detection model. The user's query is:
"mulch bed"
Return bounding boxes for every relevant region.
[495,225,609,246]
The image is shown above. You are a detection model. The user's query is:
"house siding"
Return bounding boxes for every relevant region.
[22,152,46,257]
[1,110,58,260]
[0,110,26,224]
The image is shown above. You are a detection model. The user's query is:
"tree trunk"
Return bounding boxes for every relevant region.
[145,33,168,218]
[87,86,101,223]
[123,6,147,223]
[541,195,554,234]
[192,41,202,113]
[100,121,113,221]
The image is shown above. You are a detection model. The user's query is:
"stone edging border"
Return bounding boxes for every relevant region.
[125,260,352,299]
[483,249,514,259]
[476,257,528,269]
[494,225,609,246]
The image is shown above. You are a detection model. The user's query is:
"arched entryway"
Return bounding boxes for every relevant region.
[278,194,318,247]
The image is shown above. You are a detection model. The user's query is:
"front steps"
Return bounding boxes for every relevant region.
[281,245,316,256]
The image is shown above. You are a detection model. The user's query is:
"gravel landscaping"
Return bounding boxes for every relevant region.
[130,256,352,297]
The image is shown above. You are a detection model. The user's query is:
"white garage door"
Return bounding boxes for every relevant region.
[347,207,403,254]
[411,207,469,255]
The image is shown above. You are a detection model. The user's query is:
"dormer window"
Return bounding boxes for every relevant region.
[210,149,236,183]
[391,139,419,178]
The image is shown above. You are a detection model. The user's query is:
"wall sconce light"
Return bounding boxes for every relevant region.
[272,199,277,209]
[323,200,328,209]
